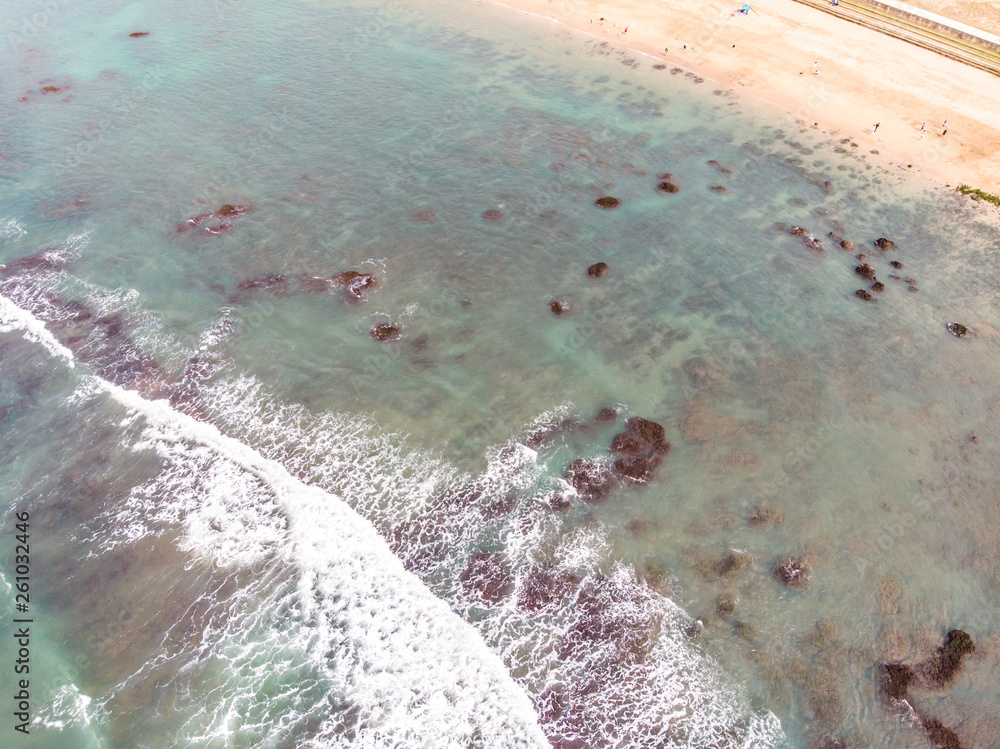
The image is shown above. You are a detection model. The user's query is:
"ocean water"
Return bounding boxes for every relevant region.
[2,0,999,747]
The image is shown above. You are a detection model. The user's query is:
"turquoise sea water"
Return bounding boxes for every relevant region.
[2,0,1000,747]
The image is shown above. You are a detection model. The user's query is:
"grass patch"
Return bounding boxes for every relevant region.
[957,184,1000,207]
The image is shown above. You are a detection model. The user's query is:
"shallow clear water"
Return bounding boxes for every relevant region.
[2,0,999,747]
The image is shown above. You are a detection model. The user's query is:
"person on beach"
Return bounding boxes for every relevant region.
[872,122,880,133]
[942,120,948,135]
[920,122,926,139]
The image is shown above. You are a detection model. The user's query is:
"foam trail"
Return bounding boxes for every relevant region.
[0,293,76,366]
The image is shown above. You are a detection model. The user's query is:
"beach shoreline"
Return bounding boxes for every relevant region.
[486,0,1000,196]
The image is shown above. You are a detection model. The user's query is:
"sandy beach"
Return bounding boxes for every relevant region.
[490,0,1000,195]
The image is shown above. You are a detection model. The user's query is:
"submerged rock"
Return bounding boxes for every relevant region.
[709,184,728,193]
[657,181,680,193]
[409,207,438,223]
[587,262,610,278]
[773,555,812,587]
[747,502,783,527]
[890,260,903,269]
[595,196,621,209]
[855,289,875,302]
[871,281,885,293]
[788,226,807,237]
[370,323,401,342]
[518,565,579,612]
[460,552,513,605]
[715,550,752,577]
[482,209,504,223]
[840,240,856,251]
[129,31,150,38]
[874,237,895,250]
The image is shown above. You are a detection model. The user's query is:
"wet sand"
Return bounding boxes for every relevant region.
[489,0,1000,194]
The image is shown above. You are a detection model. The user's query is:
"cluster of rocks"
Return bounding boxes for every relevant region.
[226,269,379,306]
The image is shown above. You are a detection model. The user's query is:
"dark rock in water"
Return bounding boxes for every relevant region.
[482,209,504,222]
[773,555,811,587]
[734,621,758,641]
[788,226,807,237]
[874,237,895,250]
[334,270,377,300]
[840,240,856,251]
[549,298,570,316]
[657,173,674,181]
[715,550,752,577]
[855,289,875,302]
[460,551,513,605]
[565,459,615,502]
[409,207,438,223]
[607,416,669,485]
[518,565,578,611]
[626,416,670,454]
[657,181,680,193]
[947,322,969,338]
[709,184,727,193]
[772,222,788,233]
[871,281,885,293]
[924,629,975,686]
[855,263,876,278]
[587,262,610,278]
[890,260,903,269]
[216,203,251,218]
[204,222,234,235]
[613,455,662,485]
[371,323,400,342]
[610,433,649,456]
[921,717,964,749]
[882,662,915,699]
[129,31,150,37]
[595,196,621,209]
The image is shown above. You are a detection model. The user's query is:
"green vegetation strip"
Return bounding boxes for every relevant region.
[957,185,1000,207]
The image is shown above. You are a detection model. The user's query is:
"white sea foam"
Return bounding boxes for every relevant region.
[0,293,76,366]
[84,378,550,748]
[34,684,94,731]
[0,218,27,239]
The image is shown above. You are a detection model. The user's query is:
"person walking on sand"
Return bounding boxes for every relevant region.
[942,120,948,136]
[920,122,926,139]
[872,122,880,133]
